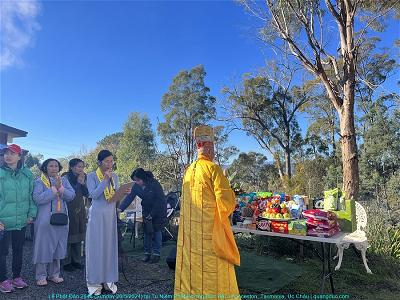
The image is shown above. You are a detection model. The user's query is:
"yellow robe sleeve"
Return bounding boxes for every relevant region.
[211,165,240,266]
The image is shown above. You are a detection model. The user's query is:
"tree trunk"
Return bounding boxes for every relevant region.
[339,86,359,201]
[274,153,285,181]
[285,149,292,179]
[331,118,336,157]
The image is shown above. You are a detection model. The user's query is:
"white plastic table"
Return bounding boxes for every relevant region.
[232,226,347,294]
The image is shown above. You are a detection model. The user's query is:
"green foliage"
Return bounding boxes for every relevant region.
[29,165,41,179]
[224,73,308,179]
[386,171,400,225]
[213,126,239,167]
[228,152,280,192]
[151,153,182,193]
[158,65,216,167]
[24,153,43,169]
[302,92,338,157]
[286,157,333,197]
[97,133,123,155]
[388,227,400,260]
[82,132,123,173]
[366,197,392,256]
[116,112,156,183]
[359,98,400,225]
[367,199,400,261]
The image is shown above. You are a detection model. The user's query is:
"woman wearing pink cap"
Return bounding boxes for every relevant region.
[0,144,37,293]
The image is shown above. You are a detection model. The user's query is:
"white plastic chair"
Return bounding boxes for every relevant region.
[334,201,372,274]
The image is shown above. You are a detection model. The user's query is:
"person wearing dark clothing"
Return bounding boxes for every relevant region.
[119,168,167,263]
[62,158,88,271]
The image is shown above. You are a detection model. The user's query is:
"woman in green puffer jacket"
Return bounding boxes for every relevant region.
[0,144,37,293]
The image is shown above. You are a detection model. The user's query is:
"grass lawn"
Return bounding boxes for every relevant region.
[119,227,400,300]
[235,234,400,300]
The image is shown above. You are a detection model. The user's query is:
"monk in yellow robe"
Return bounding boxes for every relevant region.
[174,125,241,300]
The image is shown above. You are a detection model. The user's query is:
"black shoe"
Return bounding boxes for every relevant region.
[142,254,151,263]
[150,255,160,264]
[71,262,84,270]
[63,264,75,272]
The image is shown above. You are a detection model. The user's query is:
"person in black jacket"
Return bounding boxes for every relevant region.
[62,158,88,271]
[119,168,166,263]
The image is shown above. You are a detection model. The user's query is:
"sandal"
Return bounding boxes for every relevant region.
[49,277,64,284]
[36,279,48,286]
[93,288,102,296]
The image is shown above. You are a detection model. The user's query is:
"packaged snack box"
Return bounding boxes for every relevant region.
[324,188,340,210]
[307,226,340,238]
[306,217,339,230]
[256,218,271,231]
[271,221,289,234]
[303,209,337,221]
[288,220,307,236]
[256,192,273,199]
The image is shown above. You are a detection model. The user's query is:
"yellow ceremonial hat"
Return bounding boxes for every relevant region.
[194,125,214,143]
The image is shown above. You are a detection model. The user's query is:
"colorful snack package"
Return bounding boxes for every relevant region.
[307,226,340,238]
[257,218,271,231]
[256,192,273,199]
[306,217,338,229]
[271,221,289,234]
[339,191,346,211]
[288,220,307,236]
[302,209,337,221]
[323,188,340,211]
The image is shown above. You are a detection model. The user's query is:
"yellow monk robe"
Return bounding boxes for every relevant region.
[174,155,241,300]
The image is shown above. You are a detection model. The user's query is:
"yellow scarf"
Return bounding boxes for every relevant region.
[41,173,51,188]
[41,173,62,212]
[96,167,115,201]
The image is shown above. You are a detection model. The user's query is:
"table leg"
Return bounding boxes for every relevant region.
[129,224,134,244]
[133,212,136,249]
[320,243,335,294]
[321,243,326,293]
[328,244,335,294]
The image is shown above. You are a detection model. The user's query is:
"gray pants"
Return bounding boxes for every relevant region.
[35,259,60,281]
[63,242,82,265]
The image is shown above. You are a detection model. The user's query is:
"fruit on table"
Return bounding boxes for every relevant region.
[281,208,288,214]
[280,203,287,209]
[283,213,290,219]
[276,213,283,219]
[269,213,276,219]
[273,207,280,214]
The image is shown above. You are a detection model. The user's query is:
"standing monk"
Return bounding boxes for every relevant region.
[174,125,241,300]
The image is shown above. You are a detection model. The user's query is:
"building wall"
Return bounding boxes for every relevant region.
[0,132,7,145]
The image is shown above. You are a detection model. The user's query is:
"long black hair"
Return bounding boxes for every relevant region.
[130,168,154,183]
